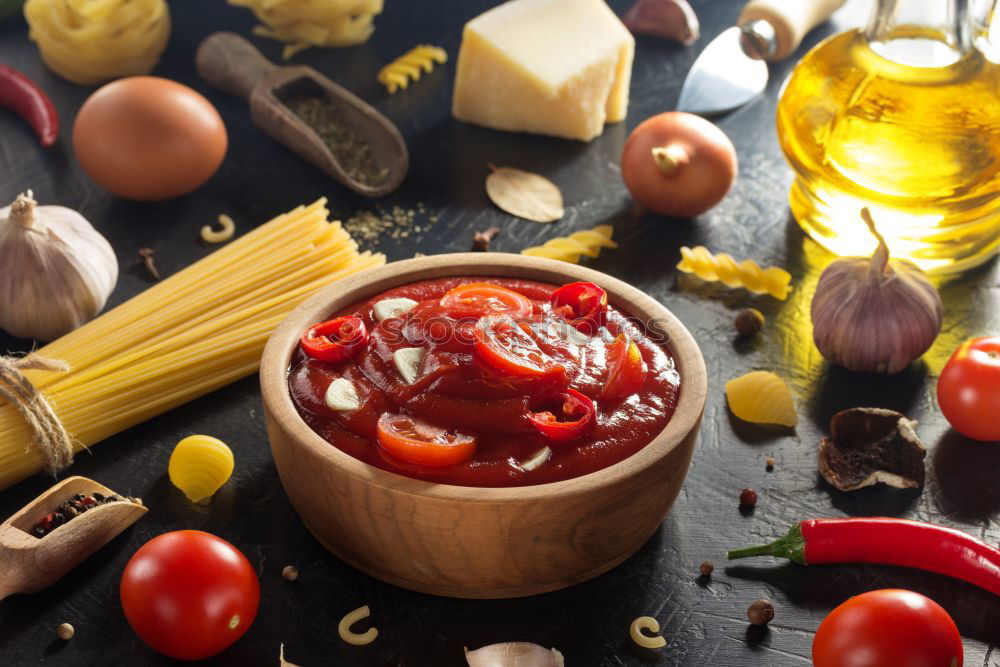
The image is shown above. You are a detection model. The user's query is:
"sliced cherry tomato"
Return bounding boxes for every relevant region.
[301,315,368,363]
[527,388,596,442]
[440,282,534,320]
[550,282,608,333]
[376,412,476,466]
[120,531,260,661]
[812,589,962,667]
[937,335,1000,441]
[474,315,565,379]
[601,333,647,399]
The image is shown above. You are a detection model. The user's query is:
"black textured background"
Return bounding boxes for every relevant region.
[0,0,998,664]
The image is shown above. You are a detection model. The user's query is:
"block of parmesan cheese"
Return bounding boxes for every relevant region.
[452,0,634,142]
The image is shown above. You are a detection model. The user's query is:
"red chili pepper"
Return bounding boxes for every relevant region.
[728,518,1000,597]
[300,315,368,363]
[550,282,608,333]
[527,388,596,442]
[0,65,58,147]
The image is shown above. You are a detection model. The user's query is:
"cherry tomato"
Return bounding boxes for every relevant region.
[440,282,533,320]
[474,315,566,379]
[550,282,608,333]
[601,333,646,399]
[937,335,1000,441]
[527,388,596,442]
[120,531,260,660]
[301,315,368,363]
[812,589,963,667]
[376,412,476,465]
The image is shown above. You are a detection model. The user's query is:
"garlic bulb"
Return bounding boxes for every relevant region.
[0,191,117,341]
[810,208,942,374]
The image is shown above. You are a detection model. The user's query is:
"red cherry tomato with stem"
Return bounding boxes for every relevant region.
[440,282,533,320]
[120,530,260,661]
[937,335,1000,441]
[301,315,368,363]
[812,589,962,667]
[550,282,608,333]
[601,333,646,399]
[527,388,596,442]
[376,412,476,465]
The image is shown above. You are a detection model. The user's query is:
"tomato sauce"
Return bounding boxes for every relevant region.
[287,277,681,487]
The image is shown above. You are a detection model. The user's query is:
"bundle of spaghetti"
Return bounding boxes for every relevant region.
[24,0,171,85]
[229,0,383,60]
[0,199,384,490]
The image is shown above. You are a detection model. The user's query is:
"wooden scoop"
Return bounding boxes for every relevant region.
[0,476,146,600]
[196,32,408,197]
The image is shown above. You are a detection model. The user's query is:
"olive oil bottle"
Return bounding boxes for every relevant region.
[777,0,1000,274]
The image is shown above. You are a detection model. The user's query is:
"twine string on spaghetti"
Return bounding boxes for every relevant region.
[0,355,72,474]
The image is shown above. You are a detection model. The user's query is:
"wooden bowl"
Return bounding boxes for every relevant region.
[261,254,707,599]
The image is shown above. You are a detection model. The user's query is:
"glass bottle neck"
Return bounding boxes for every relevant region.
[865,0,971,67]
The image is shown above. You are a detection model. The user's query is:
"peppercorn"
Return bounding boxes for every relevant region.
[765,457,775,472]
[739,488,758,508]
[747,599,774,626]
[282,565,299,582]
[699,561,714,577]
[735,308,765,336]
[57,623,74,640]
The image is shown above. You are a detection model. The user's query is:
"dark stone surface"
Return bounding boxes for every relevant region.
[0,0,997,664]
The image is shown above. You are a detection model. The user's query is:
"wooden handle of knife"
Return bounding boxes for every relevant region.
[738,0,846,61]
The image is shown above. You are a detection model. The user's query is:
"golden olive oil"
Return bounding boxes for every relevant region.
[777,29,1000,274]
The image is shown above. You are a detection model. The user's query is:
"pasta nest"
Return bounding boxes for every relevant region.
[24,0,171,85]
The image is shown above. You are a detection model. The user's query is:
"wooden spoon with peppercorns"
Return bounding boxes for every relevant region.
[0,476,145,600]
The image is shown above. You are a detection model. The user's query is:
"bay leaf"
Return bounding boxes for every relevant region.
[485,165,564,223]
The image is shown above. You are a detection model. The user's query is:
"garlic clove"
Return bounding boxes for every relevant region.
[324,377,361,412]
[810,209,942,374]
[624,0,700,46]
[0,191,118,341]
[393,347,426,385]
[465,643,564,667]
[373,297,418,322]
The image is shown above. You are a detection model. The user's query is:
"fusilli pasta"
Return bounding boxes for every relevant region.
[521,225,617,263]
[677,246,792,300]
[377,45,448,94]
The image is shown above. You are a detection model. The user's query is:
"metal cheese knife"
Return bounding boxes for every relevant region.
[678,0,847,116]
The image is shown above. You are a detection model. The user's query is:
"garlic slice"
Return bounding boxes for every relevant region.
[393,347,426,385]
[518,447,552,472]
[373,297,418,322]
[325,377,361,412]
[465,643,564,667]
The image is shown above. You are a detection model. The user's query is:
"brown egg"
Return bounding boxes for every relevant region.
[73,77,227,201]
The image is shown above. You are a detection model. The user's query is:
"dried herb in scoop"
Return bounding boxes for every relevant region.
[283,95,389,187]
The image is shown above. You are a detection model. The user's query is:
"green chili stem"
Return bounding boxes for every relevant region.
[727,523,807,564]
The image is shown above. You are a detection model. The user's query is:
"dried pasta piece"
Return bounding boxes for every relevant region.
[200,214,236,244]
[630,616,667,649]
[521,225,617,263]
[725,371,797,427]
[377,45,447,94]
[677,246,792,300]
[167,435,235,505]
[229,0,383,60]
[338,605,378,646]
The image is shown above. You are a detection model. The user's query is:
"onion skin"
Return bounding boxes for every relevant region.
[465,643,564,667]
[621,112,737,219]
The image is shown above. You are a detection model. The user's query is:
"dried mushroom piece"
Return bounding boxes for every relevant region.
[819,407,925,491]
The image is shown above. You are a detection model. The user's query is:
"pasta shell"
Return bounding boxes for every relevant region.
[168,435,235,504]
[725,371,797,427]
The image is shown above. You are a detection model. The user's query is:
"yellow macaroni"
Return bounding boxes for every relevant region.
[629,616,667,649]
[338,605,378,646]
[201,215,236,244]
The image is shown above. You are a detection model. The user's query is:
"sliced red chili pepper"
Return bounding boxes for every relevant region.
[550,282,608,333]
[473,315,566,380]
[300,315,368,363]
[601,333,647,399]
[0,64,58,147]
[527,388,596,442]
